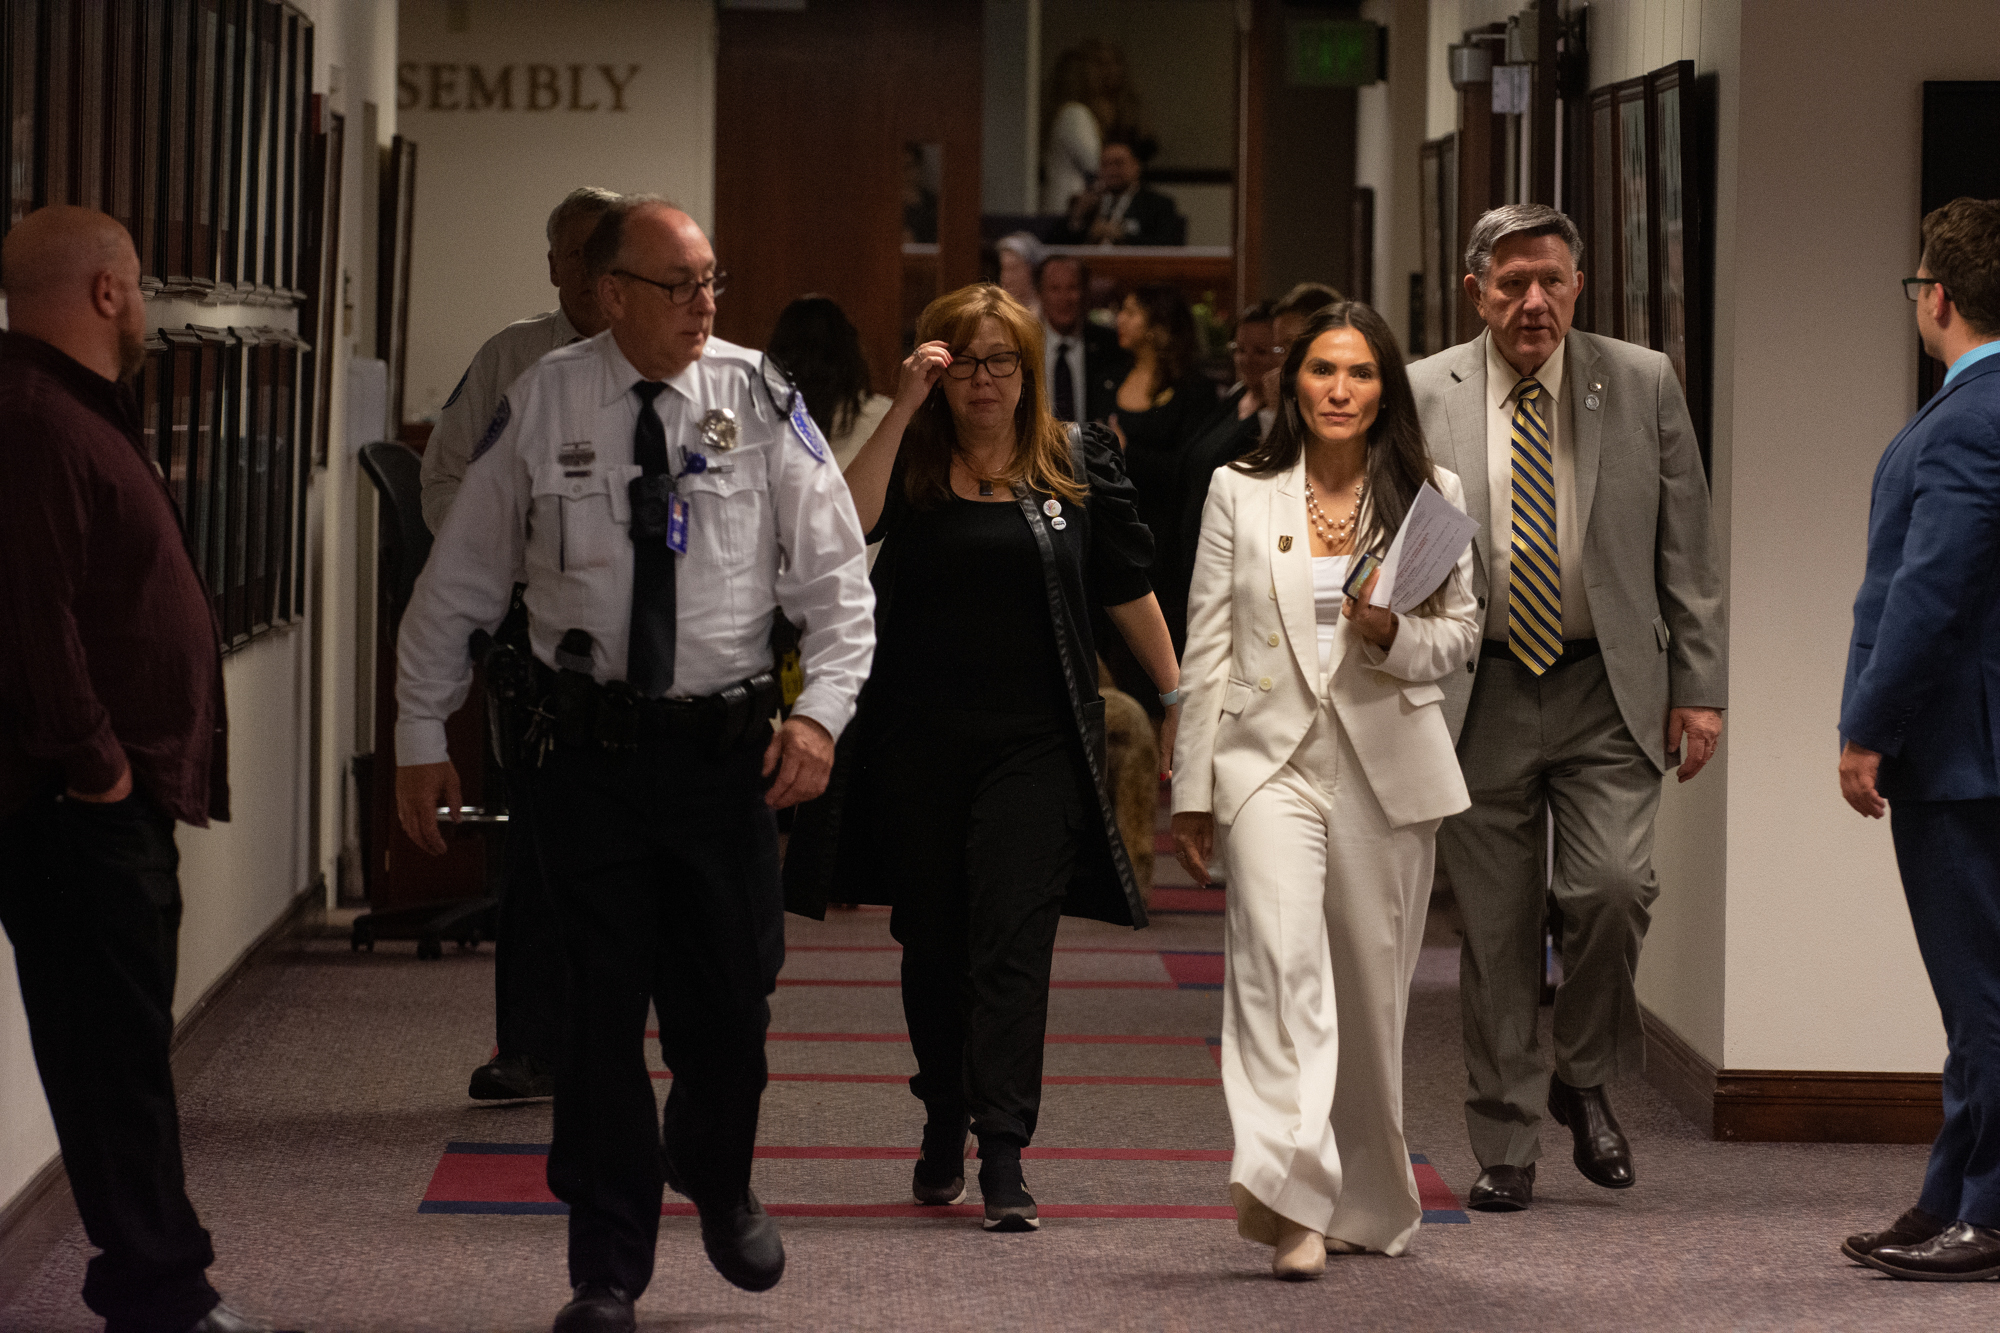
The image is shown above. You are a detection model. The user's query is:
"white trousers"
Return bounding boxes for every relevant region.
[1218,706,1438,1256]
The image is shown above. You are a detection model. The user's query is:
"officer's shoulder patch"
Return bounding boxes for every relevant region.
[442,368,469,410]
[469,396,511,465]
[788,398,829,464]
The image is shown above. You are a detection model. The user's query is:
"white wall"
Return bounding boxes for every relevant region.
[0,0,400,1223]
[396,0,716,426]
[1358,0,1430,347]
[1712,0,1997,1071]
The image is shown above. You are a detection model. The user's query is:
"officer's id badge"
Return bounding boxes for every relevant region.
[699,408,740,452]
[558,441,595,475]
[788,398,830,464]
[469,396,511,464]
[666,492,690,555]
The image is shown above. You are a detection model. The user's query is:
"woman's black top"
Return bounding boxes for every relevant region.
[867,497,1070,717]
[1114,372,1221,578]
[787,423,1155,929]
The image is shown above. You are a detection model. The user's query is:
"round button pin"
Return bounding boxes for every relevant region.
[1043,499,1061,517]
[1051,516,1067,530]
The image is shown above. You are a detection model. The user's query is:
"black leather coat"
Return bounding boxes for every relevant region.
[783,424,1152,928]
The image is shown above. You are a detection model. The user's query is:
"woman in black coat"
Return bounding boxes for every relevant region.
[785,284,1181,1233]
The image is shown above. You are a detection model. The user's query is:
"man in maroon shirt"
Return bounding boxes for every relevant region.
[0,207,292,1333]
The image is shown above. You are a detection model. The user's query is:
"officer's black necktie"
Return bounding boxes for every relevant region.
[628,380,675,695]
[1053,341,1077,421]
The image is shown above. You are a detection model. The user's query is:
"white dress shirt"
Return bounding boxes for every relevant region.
[1482,335,1594,641]
[395,331,876,766]
[1042,320,1089,417]
[420,305,583,533]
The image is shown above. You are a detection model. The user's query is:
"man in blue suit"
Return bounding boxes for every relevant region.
[1838,196,2000,1281]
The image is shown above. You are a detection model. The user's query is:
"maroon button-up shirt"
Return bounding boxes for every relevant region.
[0,329,229,825]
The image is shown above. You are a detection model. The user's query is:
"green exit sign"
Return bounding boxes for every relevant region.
[1288,19,1381,88]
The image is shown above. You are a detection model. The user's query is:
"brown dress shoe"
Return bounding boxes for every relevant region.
[1866,1220,2000,1281]
[1841,1205,1946,1263]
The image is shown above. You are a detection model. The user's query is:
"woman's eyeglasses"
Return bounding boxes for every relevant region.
[943,351,1023,379]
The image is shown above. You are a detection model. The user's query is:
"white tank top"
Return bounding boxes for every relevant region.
[1311,555,1354,675]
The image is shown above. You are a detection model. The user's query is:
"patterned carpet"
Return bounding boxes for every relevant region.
[0,786,1985,1330]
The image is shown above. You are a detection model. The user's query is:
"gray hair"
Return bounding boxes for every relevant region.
[1464,204,1584,282]
[544,186,621,246]
[581,193,682,278]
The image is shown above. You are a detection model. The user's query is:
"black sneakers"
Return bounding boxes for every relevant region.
[912,1118,969,1205]
[977,1144,1039,1232]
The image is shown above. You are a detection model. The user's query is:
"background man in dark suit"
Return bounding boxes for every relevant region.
[1056,136,1186,247]
[1037,254,1128,424]
[1838,197,2000,1282]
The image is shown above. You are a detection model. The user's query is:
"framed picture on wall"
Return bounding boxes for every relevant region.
[1440,133,1460,345]
[377,134,418,431]
[1647,59,1710,459]
[1418,138,1443,356]
[300,105,343,467]
[1614,76,1652,349]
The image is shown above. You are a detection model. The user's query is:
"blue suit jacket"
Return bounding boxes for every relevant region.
[1840,353,2000,801]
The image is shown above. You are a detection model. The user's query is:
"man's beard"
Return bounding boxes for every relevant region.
[117,323,146,381]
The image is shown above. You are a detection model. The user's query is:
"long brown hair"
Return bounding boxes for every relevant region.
[901,284,1086,508]
[1235,301,1450,612]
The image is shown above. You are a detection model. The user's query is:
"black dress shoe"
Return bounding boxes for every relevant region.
[977,1145,1039,1232]
[700,1188,786,1292]
[182,1302,303,1333]
[912,1117,969,1205]
[1547,1074,1635,1189]
[1466,1163,1535,1212]
[469,1054,555,1100]
[1866,1220,2000,1281]
[1841,1205,1947,1263]
[552,1282,635,1332]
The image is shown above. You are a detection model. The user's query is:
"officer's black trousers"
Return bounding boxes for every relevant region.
[876,709,1087,1149]
[0,794,219,1333]
[528,726,783,1298]
[493,765,562,1069]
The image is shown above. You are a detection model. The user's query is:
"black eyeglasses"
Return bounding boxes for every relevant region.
[1902,277,1946,302]
[614,268,729,305]
[943,350,1023,379]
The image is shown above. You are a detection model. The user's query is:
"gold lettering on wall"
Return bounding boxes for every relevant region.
[397,62,639,112]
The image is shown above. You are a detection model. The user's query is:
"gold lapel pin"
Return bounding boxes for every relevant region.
[1278,535,1294,552]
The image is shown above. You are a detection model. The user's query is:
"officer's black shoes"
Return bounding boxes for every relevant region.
[181,1301,302,1333]
[551,1282,635,1333]
[912,1116,970,1205]
[700,1188,787,1292]
[977,1144,1040,1232]
[468,1054,555,1100]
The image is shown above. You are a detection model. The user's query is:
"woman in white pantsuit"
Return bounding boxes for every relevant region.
[1170,302,1480,1280]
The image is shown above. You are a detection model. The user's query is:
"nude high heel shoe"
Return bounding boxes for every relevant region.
[1272,1220,1327,1280]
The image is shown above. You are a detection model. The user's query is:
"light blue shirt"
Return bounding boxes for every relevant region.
[1942,338,2000,388]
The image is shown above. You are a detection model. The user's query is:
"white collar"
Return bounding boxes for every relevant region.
[1485,333,1566,409]
[596,329,705,408]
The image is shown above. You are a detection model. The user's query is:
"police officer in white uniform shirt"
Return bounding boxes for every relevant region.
[422,185,620,1107]
[420,186,620,532]
[394,196,875,1333]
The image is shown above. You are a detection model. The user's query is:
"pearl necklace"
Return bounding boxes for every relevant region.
[1304,476,1365,551]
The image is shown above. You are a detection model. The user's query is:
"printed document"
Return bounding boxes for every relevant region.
[1369,481,1479,615]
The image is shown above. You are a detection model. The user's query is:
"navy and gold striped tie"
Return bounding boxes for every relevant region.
[1507,377,1562,674]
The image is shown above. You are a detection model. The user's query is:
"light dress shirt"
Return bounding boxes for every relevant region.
[1943,338,2000,388]
[1482,334,1594,641]
[421,305,583,532]
[1043,320,1089,415]
[395,331,876,766]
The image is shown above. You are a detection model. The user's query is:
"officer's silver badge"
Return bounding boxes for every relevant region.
[699,408,740,452]
[557,441,596,469]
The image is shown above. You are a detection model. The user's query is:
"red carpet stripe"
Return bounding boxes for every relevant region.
[645,1072,1222,1086]
[1146,887,1225,914]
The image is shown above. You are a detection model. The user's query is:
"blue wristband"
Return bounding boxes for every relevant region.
[1159,689,1180,707]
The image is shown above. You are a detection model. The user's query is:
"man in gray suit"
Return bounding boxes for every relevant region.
[1407,204,1726,1212]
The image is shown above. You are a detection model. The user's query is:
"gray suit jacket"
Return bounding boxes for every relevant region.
[1406,330,1726,772]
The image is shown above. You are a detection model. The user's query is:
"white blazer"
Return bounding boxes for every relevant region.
[1171,456,1481,829]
